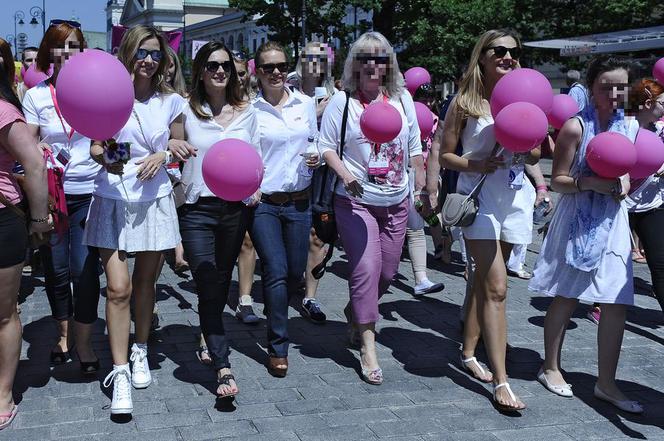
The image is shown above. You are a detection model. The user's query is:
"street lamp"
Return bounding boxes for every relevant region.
[13,11,25,55]
[30,5,46,35]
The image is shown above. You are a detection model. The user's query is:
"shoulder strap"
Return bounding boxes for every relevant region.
[467,143,501,199]
[338,90,351,160]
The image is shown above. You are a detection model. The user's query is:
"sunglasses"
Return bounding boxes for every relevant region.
[258,62,289,74]
[205,60,233,73]
[135,49,163,62]
[231,50,247,61]
[357,55,390,65]
[484,45,522,59]
[49,19,81,28]
[303,54,327,62]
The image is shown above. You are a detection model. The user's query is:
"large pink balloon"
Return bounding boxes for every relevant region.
[654,58,664,85]
[404,67,431,96]
[490,68,554,118]
[494,102,548,153]
[360,102,402,144]
[248,59,255,76]
[23,64,52,89]
[202,139,264,201]
[548,94,579,129]
[630,128,664,179]
[586,132,637,179]
[414,102,434,140]
[56,49,134,140]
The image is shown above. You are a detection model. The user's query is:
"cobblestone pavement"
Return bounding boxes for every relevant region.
[3,191,664,440]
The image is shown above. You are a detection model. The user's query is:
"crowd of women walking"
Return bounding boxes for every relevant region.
[0,19,662,429]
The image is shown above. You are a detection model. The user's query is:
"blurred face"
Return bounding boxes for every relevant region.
[256,50,288,91]
[591,68,629,113]
[480,36,519,83]
[301,43,327,78]
[133,37,162,80]
[22,49,38,69]
[355,45,390,93]
[202,49,232,94]
[50,33,84,67]
[234,59,248,90]
[644,92,664,121]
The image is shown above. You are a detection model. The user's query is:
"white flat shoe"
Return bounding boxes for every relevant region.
[537,368,573,398]
[593,385,644,414]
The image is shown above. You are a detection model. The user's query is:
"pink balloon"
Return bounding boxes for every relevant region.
[360,102,402,144]
[404,67,431,96]
[630,128,664,179]
[56,49,134,140]
[654,58,664,85]
[20,64,26,79]
[548,94,579,129]
[586,132,637,179]
[414,102,434,140]
[202,138,264,201]
[490,68,554,118]
[494,102,548,153]
[23,64,52,89]
[248,59,255,76]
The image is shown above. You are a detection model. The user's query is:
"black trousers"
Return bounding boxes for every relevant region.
[178,197,250,370]
[630,206,664,313]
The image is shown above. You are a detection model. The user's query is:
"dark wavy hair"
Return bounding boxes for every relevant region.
[585,55,632,91]
[188,41,245,120]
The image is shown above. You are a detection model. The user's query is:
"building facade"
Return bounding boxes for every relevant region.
[105,0,126,51]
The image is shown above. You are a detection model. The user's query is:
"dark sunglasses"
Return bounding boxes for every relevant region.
[135,48,163,62]
[303,54,327,62]
[205,60,233,73]
[258,62,289,74]
[231,50,247,61]
[49,19,81,28]
[484,45,522,59]
[357,55,390,65]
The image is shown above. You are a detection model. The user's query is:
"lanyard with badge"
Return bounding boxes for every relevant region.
[49,82,75,166]
[359,92,390,182]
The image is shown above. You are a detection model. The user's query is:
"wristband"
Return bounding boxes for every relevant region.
[536,185,548,192]
[413,190,428,196]
[163,150,173,165]
[30,216,49,224]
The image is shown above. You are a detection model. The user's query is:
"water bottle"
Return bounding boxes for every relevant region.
[533,198,551,224]
[414,199,440,226]
[299,136,318,177]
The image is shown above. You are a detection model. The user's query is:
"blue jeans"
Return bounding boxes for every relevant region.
[178,198,250,370]
[41,194,101,324]
[251,199,311,357]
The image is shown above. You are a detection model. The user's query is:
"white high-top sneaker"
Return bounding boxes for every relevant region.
[130,343,152,389]
[103,365,132,414]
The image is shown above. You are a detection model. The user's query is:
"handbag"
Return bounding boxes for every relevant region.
[310,90,351,279]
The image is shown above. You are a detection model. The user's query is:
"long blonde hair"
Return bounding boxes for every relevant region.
[117,25,173,94]
[165,45,187,96]
[455,29,521,120]
[342,32,404,98]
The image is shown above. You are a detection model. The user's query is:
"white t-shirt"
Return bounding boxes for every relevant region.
[318,89,423,207]
[22,81,102,195]
[93,93,186,202]
[181,102,260,204]
[253,89,318,194]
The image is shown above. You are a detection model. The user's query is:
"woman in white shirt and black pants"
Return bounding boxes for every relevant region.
[178,41,259,398]
[84,26,195,415]
[252,41,319,378]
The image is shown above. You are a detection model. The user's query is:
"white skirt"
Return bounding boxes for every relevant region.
[82,194,181,252]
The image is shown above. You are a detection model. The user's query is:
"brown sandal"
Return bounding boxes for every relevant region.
[267,356,288,378]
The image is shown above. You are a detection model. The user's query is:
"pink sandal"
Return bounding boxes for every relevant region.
[0,404,18,430]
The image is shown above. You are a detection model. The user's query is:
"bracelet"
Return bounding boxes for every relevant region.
[413,190,428,196]
[163,150,173,165]
[30,216,49,223]
[536,185,548,192]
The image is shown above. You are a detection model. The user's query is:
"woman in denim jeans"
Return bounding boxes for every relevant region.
[178,41,259,397]
[251,41,319,377]
[22,21,102,374]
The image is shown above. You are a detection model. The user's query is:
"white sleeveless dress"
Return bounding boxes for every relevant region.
[456,115,535,244]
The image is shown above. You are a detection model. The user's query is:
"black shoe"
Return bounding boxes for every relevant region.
[50,350,70,364]
[77,349,100,375]
[302,299,326,324]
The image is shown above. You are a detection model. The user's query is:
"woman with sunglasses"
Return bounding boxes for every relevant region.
[625,79,664,320]
[83,25,195,415]
[179,41,259,398]
[438,29,538,411]
[529,55,642,413]
[22,21,103,375]
[319,32,426,385]
[251,41,319,377]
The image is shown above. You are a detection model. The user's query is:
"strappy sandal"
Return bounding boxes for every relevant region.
[217,374,238,398]
[460,355,492,383]
[196,345,212,365]
[0,404,17,430]
[360,363,383,385]
[493,382,526,412]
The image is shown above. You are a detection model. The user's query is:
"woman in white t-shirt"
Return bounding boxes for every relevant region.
[178,41,259,399]
[318,32,426,385]
[23,22,102,374]
[83,25,195,416]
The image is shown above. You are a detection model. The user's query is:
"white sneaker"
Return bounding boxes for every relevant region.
[413,279,445,296]
[130,344,152,389]
[103,365,133,414]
